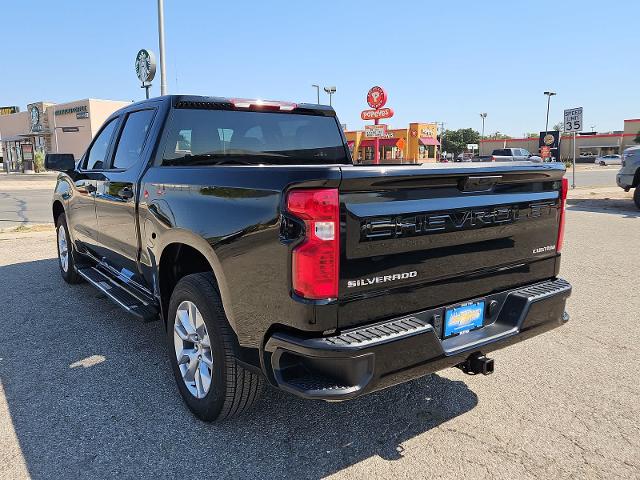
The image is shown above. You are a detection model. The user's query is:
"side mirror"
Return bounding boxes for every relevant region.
[45,153,76,172]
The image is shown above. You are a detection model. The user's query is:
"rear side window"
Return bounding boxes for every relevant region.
[492,149,510,156]
[112,109,156,170]
[161,109,348,166]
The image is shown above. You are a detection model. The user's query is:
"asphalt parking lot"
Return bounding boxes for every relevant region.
[0,196,639,479]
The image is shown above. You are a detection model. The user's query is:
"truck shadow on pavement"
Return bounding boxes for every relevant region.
[0,258,478,480]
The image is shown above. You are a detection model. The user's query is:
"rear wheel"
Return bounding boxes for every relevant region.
[634,188,640,210]
[599,161,606,166]
[56,213,82,284]
[167,272,263,421]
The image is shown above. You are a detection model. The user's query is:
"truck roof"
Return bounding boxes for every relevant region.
[125,95,336,116]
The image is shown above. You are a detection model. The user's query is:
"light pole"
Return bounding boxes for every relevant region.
[311,84,320,104]
[543,91,556,132]
[438,122,446,161]
[324,86,336,106]
[157,0,168,95]
[479,113,487,155]
[590,125,596,133]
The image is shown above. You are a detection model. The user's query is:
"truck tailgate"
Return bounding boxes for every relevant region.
[337,163,565,328]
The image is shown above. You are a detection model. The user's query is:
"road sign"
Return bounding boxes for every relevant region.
[365,124,388,138]
[564,107,583,132]
[467,143,478,150]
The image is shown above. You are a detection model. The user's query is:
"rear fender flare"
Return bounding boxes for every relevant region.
[155,229,236,333]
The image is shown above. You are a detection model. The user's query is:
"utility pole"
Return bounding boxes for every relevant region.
[157,0,168,95]
[479,113,487,155]
[311,84,320,104]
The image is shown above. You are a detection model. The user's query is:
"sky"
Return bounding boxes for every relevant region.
[1,0,638,137]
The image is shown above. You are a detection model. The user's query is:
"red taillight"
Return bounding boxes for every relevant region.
[286,189,339,299]
[491,156,496,162]
[557,177,568,252]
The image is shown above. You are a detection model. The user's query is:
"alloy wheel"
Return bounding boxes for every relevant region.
[57,226,69,272]
[173,300,213,399]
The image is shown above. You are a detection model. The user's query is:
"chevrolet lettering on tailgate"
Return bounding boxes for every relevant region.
[361,202,556,240]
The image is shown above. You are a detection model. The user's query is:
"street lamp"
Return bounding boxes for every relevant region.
[543,91,556,132]
[324,86,336,106]
[311,84,320,104]
[479,113,487,155]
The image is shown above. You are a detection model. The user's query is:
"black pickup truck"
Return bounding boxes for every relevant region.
[46,95,571,421]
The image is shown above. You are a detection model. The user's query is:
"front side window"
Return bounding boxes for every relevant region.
[161,109,348,166]
[85,119,118,170]
[112,110,156,170]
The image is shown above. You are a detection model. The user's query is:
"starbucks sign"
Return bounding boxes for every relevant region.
[29,105,42,132]
[135,49,156,83]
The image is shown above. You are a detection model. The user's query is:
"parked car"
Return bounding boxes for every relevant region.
[455,153,475,162]
[46,95,572,421]
[491,148,542,162]
[595,154,622,166]
[617,146,640,209]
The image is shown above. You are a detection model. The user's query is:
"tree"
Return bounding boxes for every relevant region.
[440,128,480,155]
[490,132,512,140]
[552,122,564,132]
[523,132,539,138]
[635,130,640,144]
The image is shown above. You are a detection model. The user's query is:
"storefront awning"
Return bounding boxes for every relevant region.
[419,137,439,146]
[360,138,399,147]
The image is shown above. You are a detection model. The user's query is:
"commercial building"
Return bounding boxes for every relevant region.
[479,119,640,159]
[344,123,439,164]
[0,98,130,171]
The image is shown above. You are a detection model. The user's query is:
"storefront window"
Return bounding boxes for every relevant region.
[364,147,373,161]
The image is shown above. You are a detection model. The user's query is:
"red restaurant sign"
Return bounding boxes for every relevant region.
[360,107,394,120]
[541,146,551,159]
[366,86,387,109]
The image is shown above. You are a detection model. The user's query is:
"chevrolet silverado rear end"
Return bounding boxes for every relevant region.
[49,94,571,421]
[266,162,570,400]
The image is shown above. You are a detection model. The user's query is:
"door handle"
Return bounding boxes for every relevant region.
[118,187,134,200]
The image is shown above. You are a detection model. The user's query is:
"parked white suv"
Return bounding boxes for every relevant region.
[616,146,640,209]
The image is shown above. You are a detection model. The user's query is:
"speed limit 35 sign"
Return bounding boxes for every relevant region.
[564,107,583,132]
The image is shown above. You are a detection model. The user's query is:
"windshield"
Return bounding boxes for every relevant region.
[161,109,350,166]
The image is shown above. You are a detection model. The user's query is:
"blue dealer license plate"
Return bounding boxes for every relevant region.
[444,301,485,337]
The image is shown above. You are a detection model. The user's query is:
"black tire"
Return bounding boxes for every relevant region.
[599,161,606,166]
[634,188,640,210]
[55,213,82,284]
[167,272,263,421]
